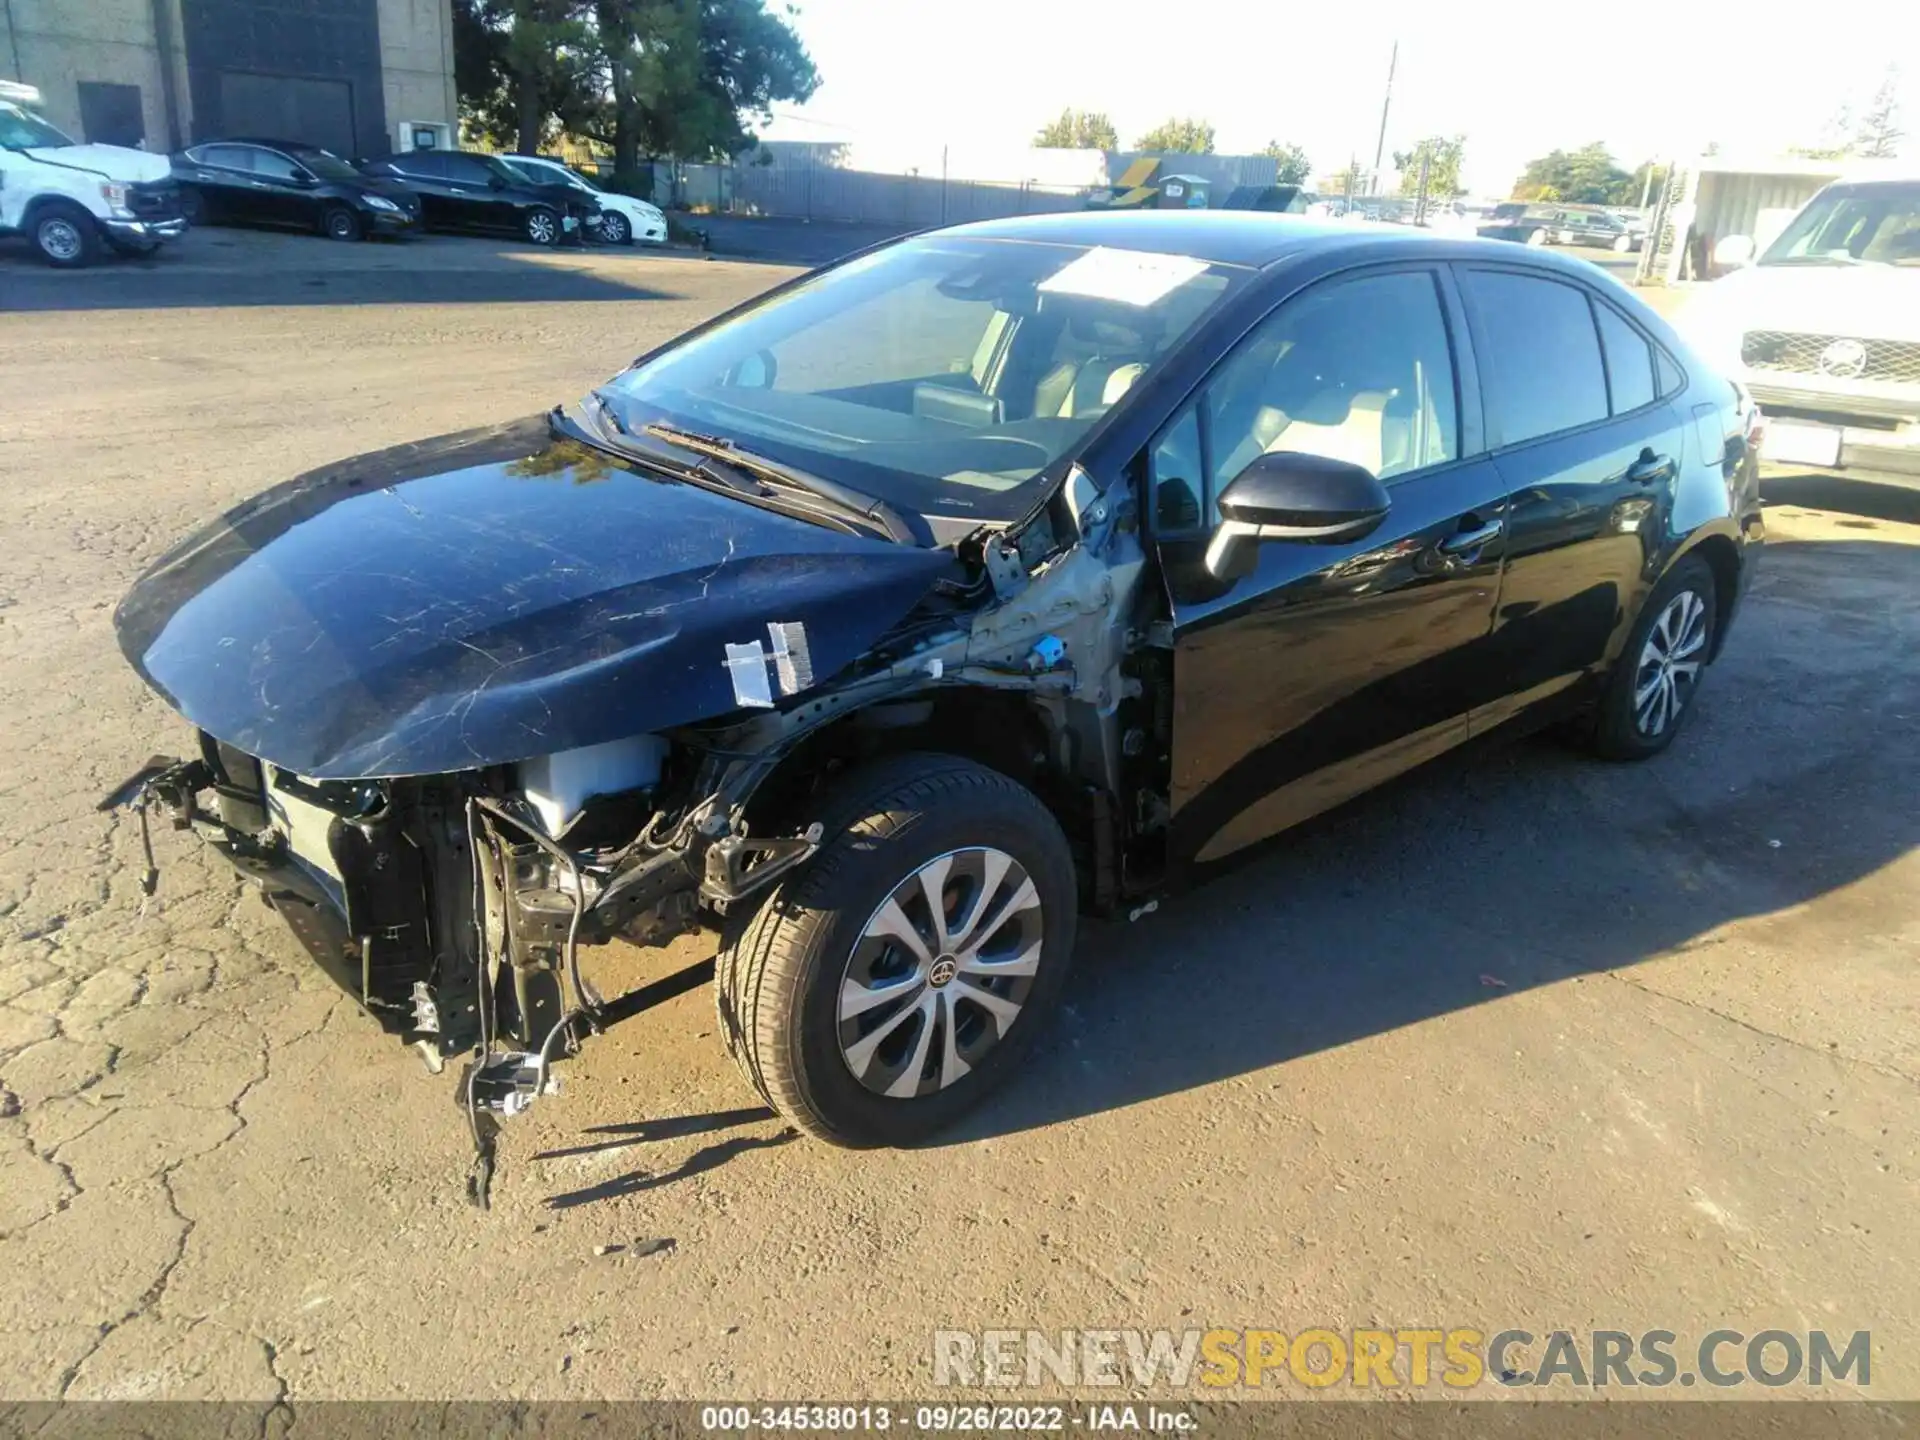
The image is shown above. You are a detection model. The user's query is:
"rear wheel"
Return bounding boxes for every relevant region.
[1525,226,1549,246]
[522,206,560,246]
[1612,232,1633,253]
[31,202,99,268]
[1592,555,1718,760]
[321,204,361,241]
[714,754,1078,1147]
[178,188,206,225]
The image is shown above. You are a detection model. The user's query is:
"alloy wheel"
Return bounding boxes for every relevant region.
[527,210,558,244]
[600,211,630,244]
[38,217,84,262]
[837,847,1042,1099]
[1634,590,1709,738]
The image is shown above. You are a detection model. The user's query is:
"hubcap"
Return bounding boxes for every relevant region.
[329,212,354,236]
[39,218,82,261]
[529,213,556,243]
[605,213,628,242]
[1634,589,1709,738]
[838,847,1042,1099]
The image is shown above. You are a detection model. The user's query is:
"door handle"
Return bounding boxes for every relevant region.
[1627,449,1674,485]
[1439,517,1504,555]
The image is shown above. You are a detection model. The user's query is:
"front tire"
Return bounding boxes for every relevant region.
[31,202,100,268]
[715,755,1078,1147]
[1592,555,1718,760]
[1612,232,1634,253]
[522,205,560,246]
[598,210,631,245]
[321,204,362,241]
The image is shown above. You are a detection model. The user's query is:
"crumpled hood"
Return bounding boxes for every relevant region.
[115,417,954,779]
[30,143,171,184]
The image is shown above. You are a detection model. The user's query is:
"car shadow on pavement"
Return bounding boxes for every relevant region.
[944,533,1920,1145]
[1763,472,1920,525]
[0,230,688,311]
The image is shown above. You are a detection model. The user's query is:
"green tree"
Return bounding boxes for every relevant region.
[1512,143,1634,204]
[454,0,817,168]
[1392,135,1465,199]
[1134,117,1216,154]
[1261,140,1311,185]
[1033,108,1119,149]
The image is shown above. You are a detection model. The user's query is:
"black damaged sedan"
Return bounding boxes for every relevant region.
[109,213,1761,1190]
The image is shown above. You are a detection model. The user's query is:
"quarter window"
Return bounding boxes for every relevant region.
[1461,270,1610,445]
[1594,302,1656,414]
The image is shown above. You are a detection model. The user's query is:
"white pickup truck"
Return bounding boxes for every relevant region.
[0,84,187,267]
[1681,175,1920,488]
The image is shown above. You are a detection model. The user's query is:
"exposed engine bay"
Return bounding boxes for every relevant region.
[106,463,1172,1203]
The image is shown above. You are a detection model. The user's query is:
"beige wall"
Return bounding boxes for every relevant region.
[7,0,455,155]
[7,0,191,148]
[377,0,456,140]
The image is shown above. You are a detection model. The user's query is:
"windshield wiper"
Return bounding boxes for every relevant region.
[570,398,911,544]
[642,422,919,545]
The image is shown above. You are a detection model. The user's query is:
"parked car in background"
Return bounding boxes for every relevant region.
[108,214,1760,1167]
[1478,202,1559,246]
[497,153,667,245]
[0,83,186,266]
[1681,175,1920,488]
[358,150,598,245]
[1550,207,1641,252]
[171,139,419,240]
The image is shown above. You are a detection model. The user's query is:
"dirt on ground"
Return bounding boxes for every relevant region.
[1,243,1916,1404]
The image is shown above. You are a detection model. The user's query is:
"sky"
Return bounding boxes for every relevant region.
[759,0,1920,196]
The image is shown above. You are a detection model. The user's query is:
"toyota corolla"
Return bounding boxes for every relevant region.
[108,213,1762,1201]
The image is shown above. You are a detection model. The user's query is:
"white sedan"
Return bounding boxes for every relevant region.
[497,154,668,245]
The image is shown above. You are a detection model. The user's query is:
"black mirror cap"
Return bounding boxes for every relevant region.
[1217,451,1391,539]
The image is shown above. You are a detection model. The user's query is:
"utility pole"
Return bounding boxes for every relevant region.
[1371,40,1398,196]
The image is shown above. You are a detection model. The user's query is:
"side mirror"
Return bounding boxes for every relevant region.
[725,349,778,389]
[1712,234,1756,268]
[1204,452,1390,579]
[291,171,317,187]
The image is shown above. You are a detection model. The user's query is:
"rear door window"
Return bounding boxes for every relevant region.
[200,144,257,172]
[1460,269,1609,446]
[1594,302,1656,414]
[251,149,302,181]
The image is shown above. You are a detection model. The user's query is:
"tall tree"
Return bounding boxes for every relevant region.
[1134,117,1215,154]
[455,0,596,151]
[1260,140,1311,185]
[1392,135,1465,198]
[1855,66,1905,158]
[1033,108,1119,149]
[1512,143,1634,204]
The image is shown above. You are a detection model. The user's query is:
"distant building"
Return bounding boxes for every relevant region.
[4,0,455,157]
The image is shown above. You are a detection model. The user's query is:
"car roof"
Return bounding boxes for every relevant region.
[924,209,1594,271]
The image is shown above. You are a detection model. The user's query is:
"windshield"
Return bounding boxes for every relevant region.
[482,155,529,187]
[596,236,1243,521]
[1761,183,1920,266]
[301,150,362,181]
[0,101,75,149]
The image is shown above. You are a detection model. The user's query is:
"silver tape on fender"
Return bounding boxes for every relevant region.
[723,640,774,708]
[767,621,814,696]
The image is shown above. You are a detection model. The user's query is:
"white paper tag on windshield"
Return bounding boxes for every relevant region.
[1039,246,1209,307]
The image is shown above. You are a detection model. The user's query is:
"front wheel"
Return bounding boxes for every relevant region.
[715,755,1079,1147]
[1612,233,1634,253]
[522,205,560,246]
[1592,555,1718,760]
[31,202,100,268]
[597,210,631,245]
[321,204,361,241]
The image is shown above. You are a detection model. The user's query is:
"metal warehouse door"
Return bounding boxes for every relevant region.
[220,72,355,156]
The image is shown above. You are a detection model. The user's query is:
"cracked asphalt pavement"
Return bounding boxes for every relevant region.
[1,237,1916,1402]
